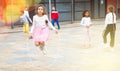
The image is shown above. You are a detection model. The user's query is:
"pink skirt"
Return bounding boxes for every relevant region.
[32,27,49,42]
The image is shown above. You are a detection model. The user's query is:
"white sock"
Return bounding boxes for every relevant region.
[44,46,47,52]
[42,46,47,55]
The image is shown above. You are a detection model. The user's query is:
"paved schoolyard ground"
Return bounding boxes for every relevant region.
[0,19,120,71]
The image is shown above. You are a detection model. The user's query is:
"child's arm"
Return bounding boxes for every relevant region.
[30,16,36,33]
[45,15,58,34]
[30,24,34,34]
[29,23,34,39]
[29,16,35,39]
[48,20,58,34]
[80,18,84,25]
[80,18,85,26]
[89,18,92,26]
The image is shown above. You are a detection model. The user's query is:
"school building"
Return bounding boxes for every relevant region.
[0,0,119,26]
[39,0,120,22]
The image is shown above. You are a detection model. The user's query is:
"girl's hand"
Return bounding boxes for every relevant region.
[86,24,92,28]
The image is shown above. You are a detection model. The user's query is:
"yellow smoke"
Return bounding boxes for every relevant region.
[1,0,41,24]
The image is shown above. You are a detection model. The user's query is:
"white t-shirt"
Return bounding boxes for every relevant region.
[20,10,32,24]
[30,15,56,33]
[104,12,116,28]
[80,17,92,26]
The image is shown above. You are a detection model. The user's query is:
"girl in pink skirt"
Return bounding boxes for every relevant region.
[29,4,58,54]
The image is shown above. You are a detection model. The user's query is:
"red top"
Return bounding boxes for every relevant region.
[51,10,59,20]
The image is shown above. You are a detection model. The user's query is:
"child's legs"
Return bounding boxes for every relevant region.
[81,27,92,48]
[55,20,60,29]
[23,24,26,33]
[82,28,87,45]
[52,20,55,26]
[39,41,45,47]
[38,41,45,49]
[84,28,91,45]
[25,24,29,34]
[35,41,45,47]
[23,24,29,33]
[87,28,91,43]
[110,31,115,47]
[103,29,109,44]
[35,41,40,47]
[40,41,47,54]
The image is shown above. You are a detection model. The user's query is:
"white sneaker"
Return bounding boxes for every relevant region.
[39,46,43,50]
[42,46,48,55]
[42,50,47,55]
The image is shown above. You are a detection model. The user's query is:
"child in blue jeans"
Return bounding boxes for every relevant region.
[51,6,60,29]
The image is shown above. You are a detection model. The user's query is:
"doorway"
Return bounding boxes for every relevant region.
[93,0,106,18]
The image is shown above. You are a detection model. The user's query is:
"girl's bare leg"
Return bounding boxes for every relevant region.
[39,41,45,50]
[35,42,40,47]
[40,41,47,54]
[87,28,91,47]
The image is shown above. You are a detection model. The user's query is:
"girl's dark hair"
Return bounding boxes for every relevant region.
[82,10,90,17]
[109,7,114,12]
[35,4,47,15]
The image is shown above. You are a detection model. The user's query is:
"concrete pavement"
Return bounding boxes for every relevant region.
[0,19,120,71]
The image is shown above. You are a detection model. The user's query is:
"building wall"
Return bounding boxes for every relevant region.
[118,0,120,18]
[106,0,120,10]
[118,0,120,8]
[106,0,120,18]
[2,0,119,24]
[107,0,116,8]
[42,0,91,21]
[93,0,106,18]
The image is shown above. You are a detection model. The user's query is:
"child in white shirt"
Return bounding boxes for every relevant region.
[20,7,32,34]
[80,10,92,48]
[103,7,116,49]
